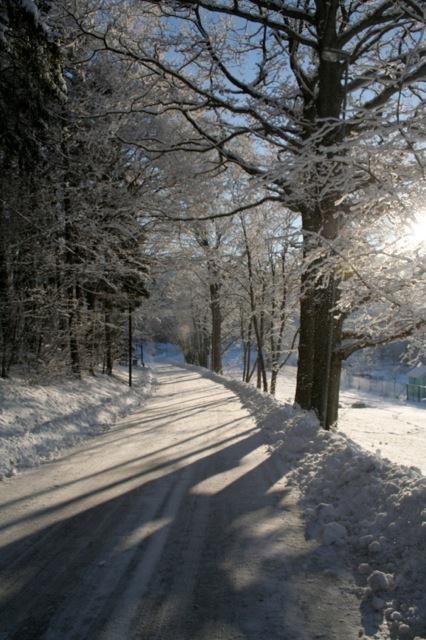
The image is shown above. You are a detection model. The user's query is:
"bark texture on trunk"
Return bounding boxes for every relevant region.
[295,210,340,427]
[310,277,337,425]
[294,3,347,425]
[295,231,317,410]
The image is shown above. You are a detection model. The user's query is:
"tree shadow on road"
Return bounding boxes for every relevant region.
[0,364,362,640]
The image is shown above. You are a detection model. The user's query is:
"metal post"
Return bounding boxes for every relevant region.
[128,305,132,387]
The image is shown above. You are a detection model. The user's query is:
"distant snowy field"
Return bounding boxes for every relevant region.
[222,359,426,474]
[0,367,153,478]
[267,366,426,475]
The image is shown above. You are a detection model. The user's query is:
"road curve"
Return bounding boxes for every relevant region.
[0,364,361,639]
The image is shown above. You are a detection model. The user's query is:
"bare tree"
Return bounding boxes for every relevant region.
[72,0,425,424]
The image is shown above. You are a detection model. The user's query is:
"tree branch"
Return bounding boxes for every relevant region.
[162,195,283,221]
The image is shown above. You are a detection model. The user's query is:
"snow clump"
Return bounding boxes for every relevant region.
[280,415,426,639]
[322,521,347,545]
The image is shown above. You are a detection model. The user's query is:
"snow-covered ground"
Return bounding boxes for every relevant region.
[224,363,426,474]
[145,342,425,473]
[0,364,363,639]
[1,345,425,638]
[0,366,153,479]
[338,390,425,474]
[272,366,426,475]
[193,365,426,639]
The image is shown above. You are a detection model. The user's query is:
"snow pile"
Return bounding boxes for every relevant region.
[0,367,153,478]
[225,361,426,474]
[187,364,426,639]
[285,424,426,639]
[261,411,426,639]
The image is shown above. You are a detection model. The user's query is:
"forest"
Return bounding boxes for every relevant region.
[1,3,426,639]
[1,0,425,428]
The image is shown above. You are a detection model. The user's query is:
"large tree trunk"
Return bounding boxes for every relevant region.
[310,277,337,425]
[295,210,340,426]
[325,309,344,427]
[193,228,223,373]
[296,265,343,427]
[256,355,261,389]
[295,3,347,425]
[241,311,248,381]
[295,232,318,409]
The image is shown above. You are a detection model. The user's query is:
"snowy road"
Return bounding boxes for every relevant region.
[0,365,361,640]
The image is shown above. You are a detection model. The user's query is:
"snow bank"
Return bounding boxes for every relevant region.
[225,362,426,473]
[186,364,426,640]
[0,367,153,479]
[288,427,426,639]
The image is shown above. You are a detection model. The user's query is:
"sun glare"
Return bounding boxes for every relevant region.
[403,213,426,249]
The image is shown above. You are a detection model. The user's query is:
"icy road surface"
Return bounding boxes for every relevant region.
[0,365,361,640]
